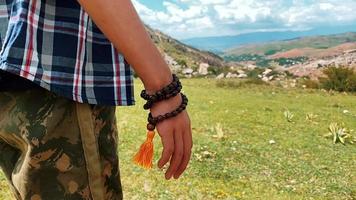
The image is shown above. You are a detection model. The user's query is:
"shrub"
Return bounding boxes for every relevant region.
[319,66,356,92]
[324,123,355,144]
[301,79,320,89]
[264,49,279,56]
[247,68,265,79]
[208,66,230,76]
[176,59,187,67]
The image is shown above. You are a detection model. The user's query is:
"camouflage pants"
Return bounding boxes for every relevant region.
[0,87,123,200]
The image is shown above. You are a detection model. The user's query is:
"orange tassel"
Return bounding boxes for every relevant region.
[133,130,156,169]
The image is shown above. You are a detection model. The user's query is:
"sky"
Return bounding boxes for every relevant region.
[132,0,356,40]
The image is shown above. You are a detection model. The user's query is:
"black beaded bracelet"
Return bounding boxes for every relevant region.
[146,93,188,130]
[141,74,182,110]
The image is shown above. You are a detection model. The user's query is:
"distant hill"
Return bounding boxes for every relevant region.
[181,26,356,52]
[224,32,356,58]
[270,42,356,59]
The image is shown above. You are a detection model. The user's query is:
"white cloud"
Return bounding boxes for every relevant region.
[133,0,356,39]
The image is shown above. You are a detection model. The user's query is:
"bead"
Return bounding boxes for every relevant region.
[147,123,155,131]
[156,91,162,97]
[139,74,184,110]
[150,118,157,125]
[143,103,150,110]
[142,74,191,126]
[157,115,164,122]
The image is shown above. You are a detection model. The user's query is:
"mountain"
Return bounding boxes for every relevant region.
[223,32,356,58]
[144,24,225,69]
[181,26,356,53]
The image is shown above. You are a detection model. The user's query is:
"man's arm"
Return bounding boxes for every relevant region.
[76,0,192,180]
[77,0,171,92]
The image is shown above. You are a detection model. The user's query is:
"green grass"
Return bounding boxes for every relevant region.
[1,79,356,199]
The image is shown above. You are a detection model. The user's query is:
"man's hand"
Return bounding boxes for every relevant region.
[150,94,193,180]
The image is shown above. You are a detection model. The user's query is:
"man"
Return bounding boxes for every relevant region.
[0,0,193,199]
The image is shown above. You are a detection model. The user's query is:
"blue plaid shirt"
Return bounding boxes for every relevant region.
[0,0,135,106]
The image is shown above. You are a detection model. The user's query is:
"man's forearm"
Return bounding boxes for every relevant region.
[76,0,172,91]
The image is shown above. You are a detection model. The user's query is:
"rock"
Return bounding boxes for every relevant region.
[216,73,225,79]
[262,76,269,82]
[237,70,245,74]
[226,72,238,78]
[182,68,193,75]
[171,64,182,72]
[263,68,273,76]
[269,140,276,144]
[164,53,177,66]
[198,63,210,75]
[247,64,257,70]
[237,74,248,78]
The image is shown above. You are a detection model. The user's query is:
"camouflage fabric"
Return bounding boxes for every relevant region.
[0,87,123,200]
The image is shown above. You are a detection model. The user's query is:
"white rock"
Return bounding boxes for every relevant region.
[198,63,210,75]
[237,70,245,74]
[247,64,257,70]
[226,72,238,78]
[262,76,269,82]
[237,74,248,78]
[263,68,273,76]
[171,64,182,72]
[216,73,225,79]
[164,53,177,66]
[269,140,276,144]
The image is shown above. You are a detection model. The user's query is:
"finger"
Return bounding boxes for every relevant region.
[165,129,183,180]
[157,128,175,169]
[188,118,193,149]
[173,126,192,179]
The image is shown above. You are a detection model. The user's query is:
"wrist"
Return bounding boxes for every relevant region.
[143,74,173,95]
[149,93,182,117]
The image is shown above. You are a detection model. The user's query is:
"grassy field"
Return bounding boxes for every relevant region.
[1,78,355,200]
